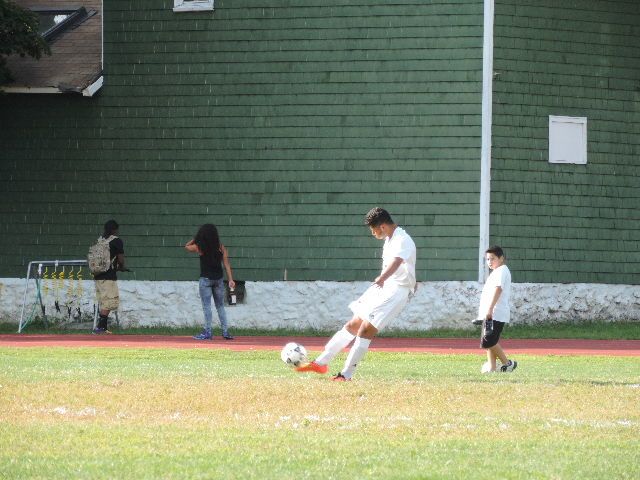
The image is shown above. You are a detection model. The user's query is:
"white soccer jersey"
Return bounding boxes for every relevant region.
[382,226,416,289]
[479,264,511,323]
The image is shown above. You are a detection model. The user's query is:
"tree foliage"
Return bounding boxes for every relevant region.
[0,0,51,84]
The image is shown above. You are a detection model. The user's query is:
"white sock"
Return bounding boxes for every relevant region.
[315,327,355,365]
[341,336,371,379]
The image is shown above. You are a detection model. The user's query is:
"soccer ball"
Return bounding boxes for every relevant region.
[281,342,308,368]
[481,361,503,373]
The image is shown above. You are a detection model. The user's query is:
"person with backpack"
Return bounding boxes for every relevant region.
[91,219,125,334]
[185,223,235,340]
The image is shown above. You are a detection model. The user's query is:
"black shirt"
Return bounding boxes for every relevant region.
[94,237,125,281]
[199,252,223,280]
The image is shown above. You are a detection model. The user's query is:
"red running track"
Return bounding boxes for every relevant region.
[1,334,639,356]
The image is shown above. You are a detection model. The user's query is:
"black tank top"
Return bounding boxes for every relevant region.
[199,252,223,280]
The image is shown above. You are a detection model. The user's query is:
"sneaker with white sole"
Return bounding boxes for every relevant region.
[500,359,518,372]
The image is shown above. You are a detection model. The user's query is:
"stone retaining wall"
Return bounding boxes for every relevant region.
[1,278,638,330]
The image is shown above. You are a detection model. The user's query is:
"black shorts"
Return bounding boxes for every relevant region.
[480,319,505,349]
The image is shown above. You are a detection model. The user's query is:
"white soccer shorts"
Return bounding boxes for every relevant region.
[348,283,410,331]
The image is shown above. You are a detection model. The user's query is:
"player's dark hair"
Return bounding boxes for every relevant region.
[103,219,119,237]
[486,245,505,258]
[194,223,222,262]
[365,207,393,227]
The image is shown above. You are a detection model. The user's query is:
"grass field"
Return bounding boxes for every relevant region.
[1,347,639,479]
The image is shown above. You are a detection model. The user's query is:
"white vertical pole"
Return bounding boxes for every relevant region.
[479,0,495,283]
[101,0,104,69]
[18,262,34,333]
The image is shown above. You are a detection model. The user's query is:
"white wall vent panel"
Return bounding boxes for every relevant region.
[549,115,587,164]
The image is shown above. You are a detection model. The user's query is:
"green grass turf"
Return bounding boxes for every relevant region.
[0,347,638,479]
[2,319,640,339]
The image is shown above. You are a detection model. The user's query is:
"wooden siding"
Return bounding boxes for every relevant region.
[0,0,484,281]
[491,0,640,284]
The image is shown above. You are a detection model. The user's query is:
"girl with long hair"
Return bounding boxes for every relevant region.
[185,224,235,340]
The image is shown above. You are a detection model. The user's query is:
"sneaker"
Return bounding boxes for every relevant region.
[295,361,328,374]
[193,330,212,340]
[223,334,234,340]
[331,373,351,382]
[91,328,112,335]
[500,360,518,372]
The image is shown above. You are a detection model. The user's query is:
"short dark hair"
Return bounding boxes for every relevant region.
[365,207,393,227]
[103,219,119,237]
[485,245,504,258]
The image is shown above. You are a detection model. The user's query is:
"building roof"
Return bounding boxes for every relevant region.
[3,0,102,96]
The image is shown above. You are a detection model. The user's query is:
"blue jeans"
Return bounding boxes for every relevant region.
[198,277,229,336]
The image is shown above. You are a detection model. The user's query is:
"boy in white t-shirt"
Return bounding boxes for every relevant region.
[296,207,416,381]
[477,246,517,373]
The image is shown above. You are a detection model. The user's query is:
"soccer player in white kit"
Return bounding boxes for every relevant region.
[297,207,416,381]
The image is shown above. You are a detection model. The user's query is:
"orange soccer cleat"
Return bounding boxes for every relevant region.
[295,361,328,374]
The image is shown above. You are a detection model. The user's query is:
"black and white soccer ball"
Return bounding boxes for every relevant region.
[280,342,308,368]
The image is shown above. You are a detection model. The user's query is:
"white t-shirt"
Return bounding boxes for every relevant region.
[382,226,416,289]
[479,264,511,323]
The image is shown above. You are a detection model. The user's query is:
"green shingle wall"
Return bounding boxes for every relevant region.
[0,0,484,281]
[491,0,640,284]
